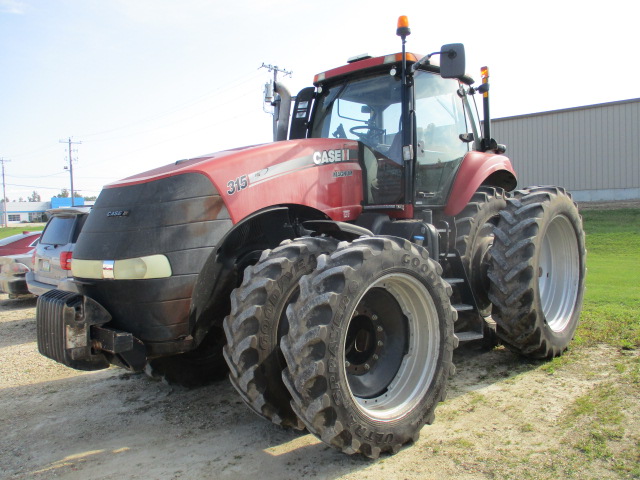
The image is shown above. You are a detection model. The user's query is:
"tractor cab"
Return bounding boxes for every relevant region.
[306,59,478,207]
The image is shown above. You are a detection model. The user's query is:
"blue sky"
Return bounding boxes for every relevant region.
[1,0,637,200]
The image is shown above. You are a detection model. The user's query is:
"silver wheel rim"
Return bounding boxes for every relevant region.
[343,273,440,421]
[538,214,580,332]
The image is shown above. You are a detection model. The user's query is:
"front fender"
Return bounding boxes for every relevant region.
[444,151,517,216]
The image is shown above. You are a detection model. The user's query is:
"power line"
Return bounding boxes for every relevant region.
[7,183,66,190]
[78,70,264,140]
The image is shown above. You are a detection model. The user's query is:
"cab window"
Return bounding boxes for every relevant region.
[413,71,469,205]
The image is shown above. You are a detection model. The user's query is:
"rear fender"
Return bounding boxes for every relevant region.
[444,151,517,216]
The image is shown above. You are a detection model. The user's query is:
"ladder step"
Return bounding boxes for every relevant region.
[455,331,484,342]
[452,303,474,312]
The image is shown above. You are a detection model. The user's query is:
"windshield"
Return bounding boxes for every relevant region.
[310,69,469,206]
[311,73,404,163]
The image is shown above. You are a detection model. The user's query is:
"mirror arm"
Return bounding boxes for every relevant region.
[411,51,440,72]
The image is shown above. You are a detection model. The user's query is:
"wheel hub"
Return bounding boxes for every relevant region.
[345,308,385,375]
[345,288,408,399]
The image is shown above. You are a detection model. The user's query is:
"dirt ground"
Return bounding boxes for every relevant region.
[1,295,638,480]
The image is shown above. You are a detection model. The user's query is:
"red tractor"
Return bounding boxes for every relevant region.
[36,17,586,458]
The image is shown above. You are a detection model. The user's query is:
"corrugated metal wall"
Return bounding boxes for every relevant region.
[492,99,640,195]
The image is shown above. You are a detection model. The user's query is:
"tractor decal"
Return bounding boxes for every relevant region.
[312,148,351,165]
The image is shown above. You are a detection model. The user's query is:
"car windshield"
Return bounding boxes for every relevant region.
[40,216,75,245]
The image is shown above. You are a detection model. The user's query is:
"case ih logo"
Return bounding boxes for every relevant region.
[107,210,130,217]
[313,149,349,165]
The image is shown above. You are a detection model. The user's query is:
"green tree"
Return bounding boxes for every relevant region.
[28,190,41,202]
[56,188,70,198]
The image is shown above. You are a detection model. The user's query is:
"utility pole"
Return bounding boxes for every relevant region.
[59,137,81,206]
[260,63,293,85]
[0,157,10,228]
[259,64,292,140]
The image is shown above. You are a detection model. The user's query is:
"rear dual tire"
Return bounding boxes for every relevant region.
[488,186,586,358]
[281,236,456,458]
[223,236,338,429]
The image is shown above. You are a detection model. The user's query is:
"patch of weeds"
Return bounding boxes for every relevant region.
[436,408,458,421]
[449,437,474,449]
[564,382,628,465]
[468,392,487,405]
[539,351,575,374]
[624,355,640,385]
[520,423,535,433]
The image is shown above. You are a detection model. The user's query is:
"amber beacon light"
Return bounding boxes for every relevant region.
[396,15,411,37]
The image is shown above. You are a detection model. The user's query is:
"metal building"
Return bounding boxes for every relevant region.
[492,98,640,202]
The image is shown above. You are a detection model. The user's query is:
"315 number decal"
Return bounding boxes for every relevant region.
[227,175,248,195]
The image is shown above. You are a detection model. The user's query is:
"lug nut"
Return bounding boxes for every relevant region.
[373,354,379,360]
[364,364,370,371]
[345,361,351,367]
[371,314,378,321]
[376,326,383,332]
[377,340,384,347]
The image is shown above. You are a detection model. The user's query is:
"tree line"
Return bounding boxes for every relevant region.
[1,189,97,203]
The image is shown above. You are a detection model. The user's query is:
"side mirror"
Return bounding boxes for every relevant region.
[439,43,466,79]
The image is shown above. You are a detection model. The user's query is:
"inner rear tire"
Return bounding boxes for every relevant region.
[223,236,338,429]
[455,186,507,316]
[488,186,586,358]
[281,236,456,458]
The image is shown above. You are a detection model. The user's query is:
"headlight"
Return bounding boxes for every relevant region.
[72,255,172,280]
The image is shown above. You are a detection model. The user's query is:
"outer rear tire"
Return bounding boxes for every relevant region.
[281,236,457,458]
[223,236,338,429]
[488,186,586,358]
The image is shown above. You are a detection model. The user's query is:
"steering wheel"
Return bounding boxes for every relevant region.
[349,125,385,142]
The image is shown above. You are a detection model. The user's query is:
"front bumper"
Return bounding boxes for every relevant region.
[36,290,146,371]
[0,274,32,297]
[25,272,56,297]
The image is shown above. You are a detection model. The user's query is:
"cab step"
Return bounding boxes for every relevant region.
[452,303,474,312]
[455,331,485,342]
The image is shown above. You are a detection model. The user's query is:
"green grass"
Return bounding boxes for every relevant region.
[577,209,640,349]
[0,225,44,239]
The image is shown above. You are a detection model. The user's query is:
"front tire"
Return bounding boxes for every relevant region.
[282,236,457,458]
[223,237,338,429]
[488,186,586,358]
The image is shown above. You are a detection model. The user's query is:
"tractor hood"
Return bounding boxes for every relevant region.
[105,138,364,224]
